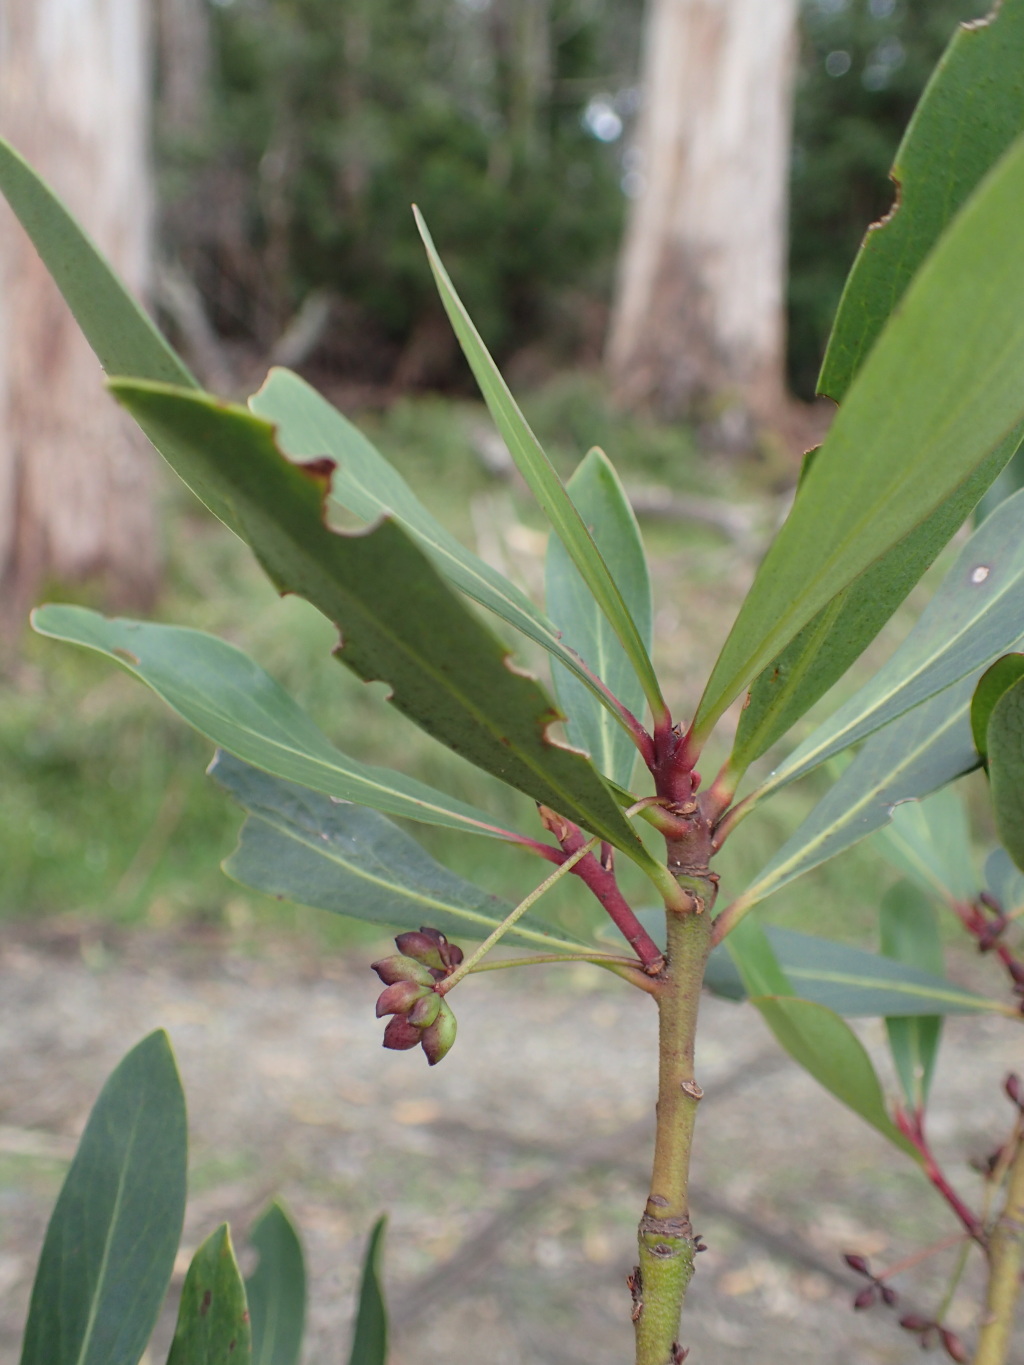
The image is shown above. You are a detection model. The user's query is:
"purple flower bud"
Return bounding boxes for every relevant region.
[898,1315,931,1333]
[843,1253,871,1276]
[420,998,457,1066]
[375,980,428,1018]
[394,931,448,971]
[880,1285,898,1308]
[382,1015,422,1051]
[940,1328,968,1363]
[371,954,434,987]
[1005,1072,1023,1109]
[853,1285,877,1311]
[408,991,441,1028]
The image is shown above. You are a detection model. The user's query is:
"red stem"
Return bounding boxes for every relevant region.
[896,1108,986,1245]
[539,808,665,971]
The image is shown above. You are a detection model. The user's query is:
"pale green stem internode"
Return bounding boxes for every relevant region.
[439,837,598,992]
[634,903,712,1365]
[973,1125,1024,1365]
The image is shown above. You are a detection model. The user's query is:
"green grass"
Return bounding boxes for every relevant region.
[0,373,992,965]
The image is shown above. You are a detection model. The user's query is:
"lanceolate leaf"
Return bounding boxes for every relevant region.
[348,1218,388,1365]
[972,654,1024,759]
[246,1203,306,1365]
[820,0,1024,401]
[880,882,945,1112]
[754,996,915,1155]
[108,382,651,866]
[985,673,1024,872]
[415,207,666,724]
[167,1226,252,1365]
[753,487,1024,803]
[20,1032,187,1365]
[693,131,1024,740]
[546,449,652,787]
[704,924,995,1018]
[212,752,588,952]
[731,446,1016,773]
[250,368,632,740]
[0,139,195,390]
[724,919,916,1157]
[31,606,514,841]
[728,679,979,924]
[875,787,977,906]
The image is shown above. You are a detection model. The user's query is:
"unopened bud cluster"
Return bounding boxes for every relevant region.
[844,1254,966,1361]
[371,927,463,1065]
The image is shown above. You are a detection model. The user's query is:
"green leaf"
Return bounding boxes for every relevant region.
[706,923,993,1018]
[249,369,632,742]
[167,1225,252,1365]
[546,449,652,786]
[985,847,1024,917]
[875,787,977,906]
[20,1031,187,1365]
[31,605,513,841]
[754,996,916,1155]
[731,679,979,921]
[414,208,666,724]
[986,673,1024,872]
[724,920,916,1157]
[732,445,1017,773]
[107,381,652,868]
[752,486,1024,803]
[212,751,589,953]
[245,1203,306,1365]
[880,882,945,1113]
[820,0,1024,402]
[693,130,1024,740]
[0,138,195,391]
[347,1218,387,1365]
[972,654,1024,759]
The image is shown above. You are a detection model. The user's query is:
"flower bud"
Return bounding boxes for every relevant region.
[853,1285,877,1311]
[940,1328,968,1363]
[898,1315,931,1333]
[843,1253,870,1276]
[879,1285,898,1308]
[1005,1072,1023,1110]
[382,1015,422,1051]
[372,954,434,986]
[408,991,442,1029]
[420,998,457,1065]
[375,980,429,1018]
[394,930,448,971]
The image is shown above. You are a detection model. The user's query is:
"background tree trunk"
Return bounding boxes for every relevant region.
[0,0,159,634]
[607,0,800,436]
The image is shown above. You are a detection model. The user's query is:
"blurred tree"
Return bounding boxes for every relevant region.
[0,0,159,632]
[158,0,636,390]
[606,0,801,434]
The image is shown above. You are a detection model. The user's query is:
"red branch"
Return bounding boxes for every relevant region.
[895,1108,986,1245]
[538,808,665,972]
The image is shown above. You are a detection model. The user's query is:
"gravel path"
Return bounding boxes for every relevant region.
[0,922,1020,1364]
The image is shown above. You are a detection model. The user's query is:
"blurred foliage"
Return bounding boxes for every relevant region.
[158,0,997,398]
[160,0,636,385]
[789,0,991,397]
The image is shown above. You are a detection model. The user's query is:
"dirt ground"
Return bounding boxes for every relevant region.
[0,921,1021,1365]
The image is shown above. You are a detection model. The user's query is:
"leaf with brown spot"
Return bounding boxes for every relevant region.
[167,1225,252,1365]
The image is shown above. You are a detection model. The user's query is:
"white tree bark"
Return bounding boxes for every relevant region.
[607,0,800,427]
[0,0,158,630]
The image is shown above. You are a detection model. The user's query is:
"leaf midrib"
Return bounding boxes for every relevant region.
[74,1100,143,1365]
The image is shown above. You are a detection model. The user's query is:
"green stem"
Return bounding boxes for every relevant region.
[468,952,659,993]
[973,1127,1024,1365]
[633,904,712,1365]
[439,838,597,992]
